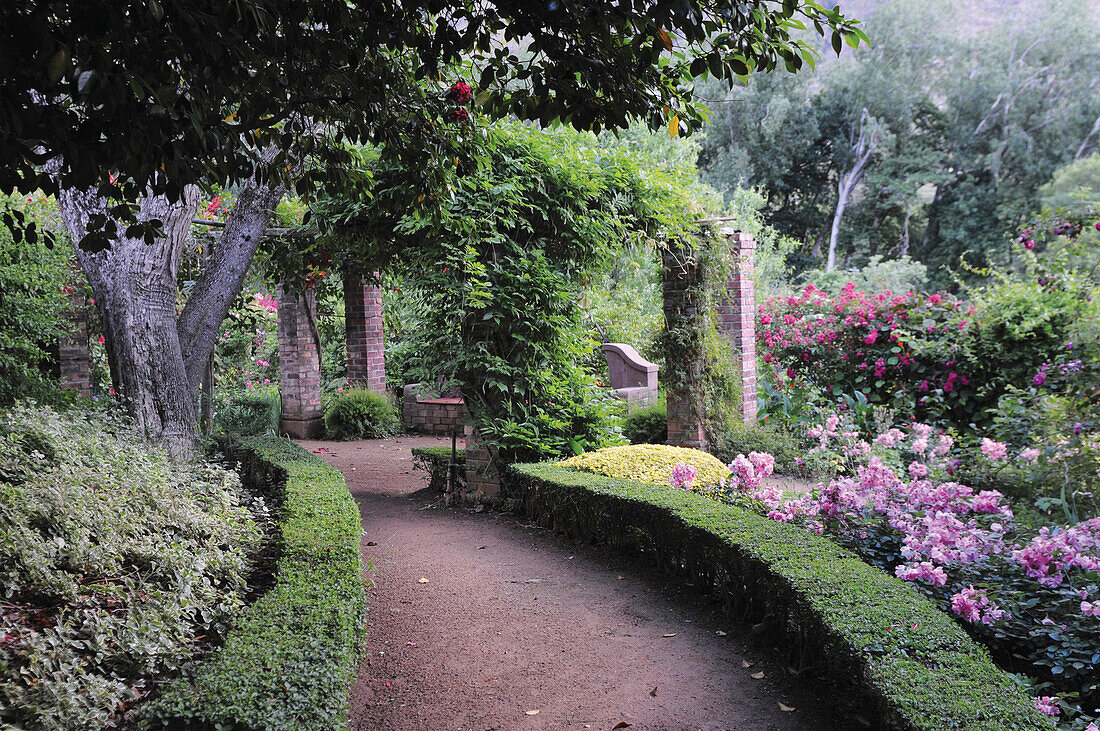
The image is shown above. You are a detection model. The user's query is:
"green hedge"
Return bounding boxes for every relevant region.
[411,446,466,493]
[504,463,1048,731]
[145,437,366,730]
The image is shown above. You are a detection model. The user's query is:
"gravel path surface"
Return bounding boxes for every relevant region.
[302,437,842,731]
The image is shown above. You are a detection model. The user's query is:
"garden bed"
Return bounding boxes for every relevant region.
[146,436,367,730]
[504,462,1049,731]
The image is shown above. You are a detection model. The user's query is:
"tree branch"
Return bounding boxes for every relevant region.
[177,179,283,389]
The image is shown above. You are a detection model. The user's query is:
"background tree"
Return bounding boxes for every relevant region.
[697,0,1100,284]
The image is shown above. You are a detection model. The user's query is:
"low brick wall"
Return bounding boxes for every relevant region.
[402,384,469,436]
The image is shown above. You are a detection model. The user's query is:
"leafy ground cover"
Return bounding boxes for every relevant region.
[146,436,365,730]
[0,403,269,729]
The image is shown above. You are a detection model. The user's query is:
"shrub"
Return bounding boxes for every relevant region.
[145,436,366,730]
[215,391,280,436]
[709,419,813,476]
[0,193,72,404]
[620,403,667,444]
[802,255,930,296]
[0,403,265,729]
[760,218,1099,438]
[504,461,1049,731]
[324,388,398,440]
[561,444,729,487]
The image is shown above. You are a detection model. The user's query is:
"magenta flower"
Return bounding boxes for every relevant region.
[1033,363,1049,387]
[669,462,698,490]
[950,586,1007,626]
[1033,696,1060,718]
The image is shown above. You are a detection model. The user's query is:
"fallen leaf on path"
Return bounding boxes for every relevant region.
[612,723,632,729]
[525,709,540,716]
[778,702,796,712]
[616,575,624,580]
[662,633,676,638]
[741,660,753,668]
[417,577,429,584]
[751,671,765,679]
[477,545,487,550]
[716,630,727,637]
[405,641,418,647]
[649,686,658,697]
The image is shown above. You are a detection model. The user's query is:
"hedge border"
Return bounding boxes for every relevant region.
[145,436,366,730]
[411,446,466,493]
[505,463,1048,731]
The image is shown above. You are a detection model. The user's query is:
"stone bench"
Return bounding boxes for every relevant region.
[601,343,659,410]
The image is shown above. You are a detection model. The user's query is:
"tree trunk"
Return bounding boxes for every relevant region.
[57,187,201,458]
[827,109,879,272]
[55,176,281,457]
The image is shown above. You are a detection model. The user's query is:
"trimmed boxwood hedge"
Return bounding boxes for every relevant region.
[144,436,366,730]
[505,463,1049,731]
[411,446,466,493]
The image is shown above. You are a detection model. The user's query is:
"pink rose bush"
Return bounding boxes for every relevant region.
[672,417,1100,725]
[757,283,980,426]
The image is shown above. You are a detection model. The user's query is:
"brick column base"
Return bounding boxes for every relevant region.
[462,428,502,502]
[277,284,324,439]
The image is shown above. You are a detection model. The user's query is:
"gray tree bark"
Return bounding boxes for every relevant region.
[55,179,281,458]
[57,187,202,457]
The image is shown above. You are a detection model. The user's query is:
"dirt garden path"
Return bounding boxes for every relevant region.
[302,437,845,731]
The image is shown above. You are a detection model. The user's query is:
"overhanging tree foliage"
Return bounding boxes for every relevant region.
[0,0,868,454]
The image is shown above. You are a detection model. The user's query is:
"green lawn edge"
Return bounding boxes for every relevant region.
[144,436,367,730]
[506,462,1048,731]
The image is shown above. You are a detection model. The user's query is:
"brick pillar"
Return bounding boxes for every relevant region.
[277,284,324,439]
[59,267,92,397]
[661,239,707,450]
[344,271,386,393]
[715,229,758,425]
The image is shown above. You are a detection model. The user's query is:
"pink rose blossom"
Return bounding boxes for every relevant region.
[1033,696,1060,717]
[670,462,698,490]
[980,438,1007,461]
